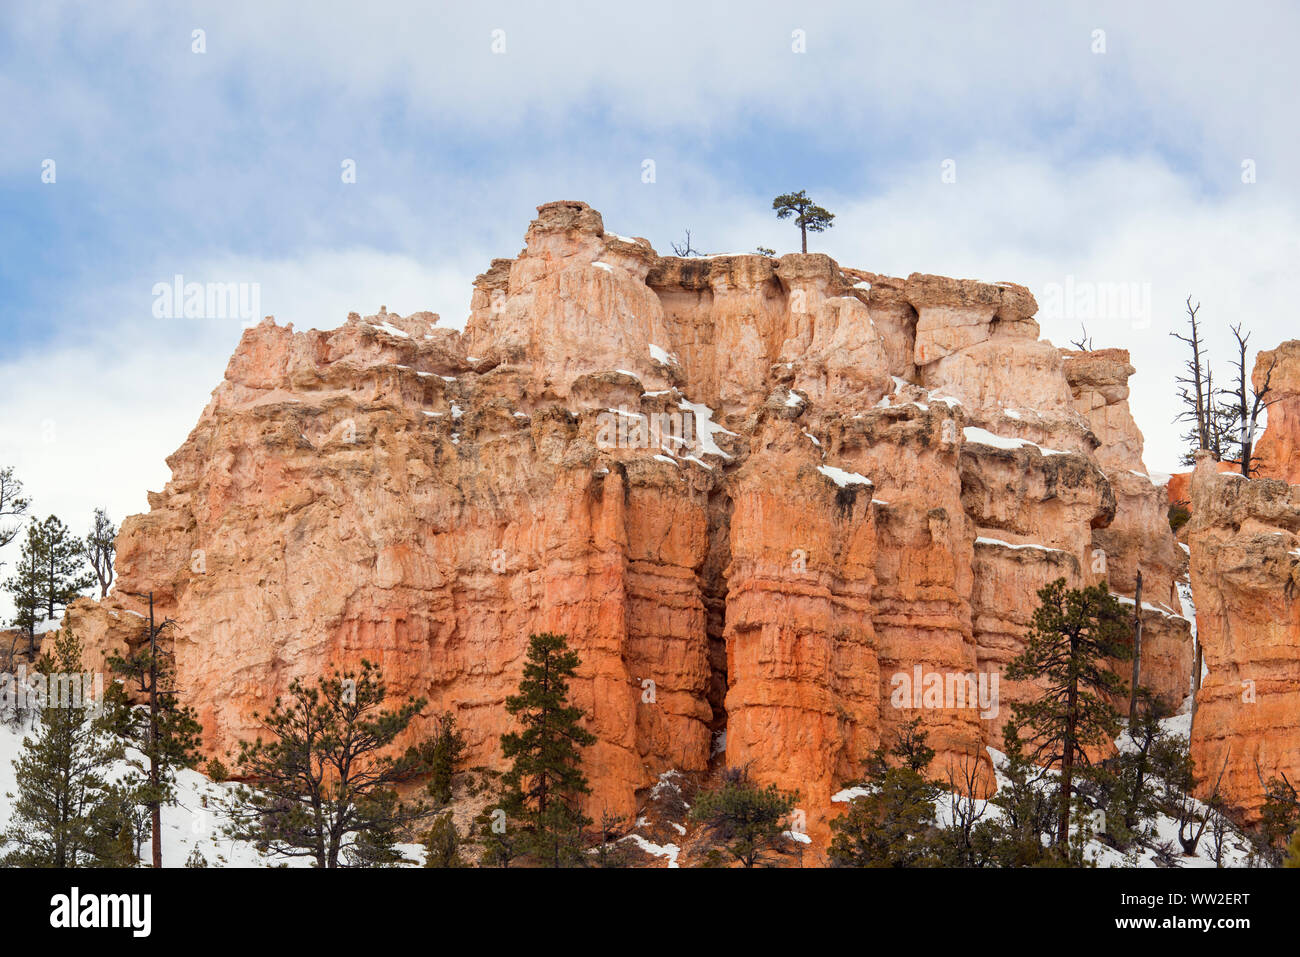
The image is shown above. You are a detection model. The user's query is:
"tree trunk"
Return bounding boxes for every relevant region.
[1058,664,1078,847]
[1128,570,1143,725]
[148,593,162,869]
[800,224,807,254]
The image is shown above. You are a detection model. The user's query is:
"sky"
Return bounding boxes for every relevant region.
[2,1,1299,614]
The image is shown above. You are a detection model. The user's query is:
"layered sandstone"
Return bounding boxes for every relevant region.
[1187,452,1300,820]
[73,201,1193,849]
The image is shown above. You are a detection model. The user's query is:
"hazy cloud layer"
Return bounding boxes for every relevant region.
[3,0,1298,613]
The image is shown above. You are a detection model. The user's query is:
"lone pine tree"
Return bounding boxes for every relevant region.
[1005,578,1131,850]
[3,529,43,653]
[691,767,800,868]
[3,511,95,648]
[223,659,432,868]
[828,718,942,868]
[496,632,596,867]
[772,189,835,253]
[103,593,203,868]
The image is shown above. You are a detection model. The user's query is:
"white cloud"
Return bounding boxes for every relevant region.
[4,0,1300,619]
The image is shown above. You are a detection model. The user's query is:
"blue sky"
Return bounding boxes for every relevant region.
[2,1,1300,608]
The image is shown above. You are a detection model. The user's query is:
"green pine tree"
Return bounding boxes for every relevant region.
[692,767,800,868]
[828,718,943,868]
[2,528,43,654]
[0,625,135,867]
[417,711,466,806]
[103,601,204,868]
[986,723,1066,866]
[422,811,465,867]
[1005,578,1131,851]
[222,659,431,868]
[772,190,835,253]
[29,515,94,620]
[496,632,596,867]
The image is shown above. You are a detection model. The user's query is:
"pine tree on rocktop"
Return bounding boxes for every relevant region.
[82,507,117,598]
[496,632,596,867]
[1005,578,1131,851]
[0,625,135,868]
[771,190,835,253]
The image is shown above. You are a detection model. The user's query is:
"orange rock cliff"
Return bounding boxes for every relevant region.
[72,200,1212,844]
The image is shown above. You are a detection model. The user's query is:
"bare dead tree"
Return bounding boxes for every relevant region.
[1177,747,1229,855]
[0,466,30,564]
[1206,798,1230,867]
[1172,297,1219,464]
[1128,569,1143,726]
[1069,323,1094,351]
[1227,324,1279,477]
[943,753,994,865]
[670,229,702,257]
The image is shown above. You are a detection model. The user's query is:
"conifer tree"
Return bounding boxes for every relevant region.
[103,594,203,868]
[31,515,94,620]
[691,766,800,868]
[3,529,43,654]
[495,632,596,867]
[772,190,835,253]
[475,806,524,868]
[1005,578,1131,850]
[828,718,942,868]
[986,724,1060,866]
[222,659,431,868]
[417,711,466,806]
[0,625,134,867]
[423,812,465,867]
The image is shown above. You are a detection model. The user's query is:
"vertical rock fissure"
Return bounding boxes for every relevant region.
[701,485,733,766]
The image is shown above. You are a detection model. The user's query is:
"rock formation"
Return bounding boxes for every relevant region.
[1250,339,1300,485]
[72,201,1192,848]
[1187,452,1300,820]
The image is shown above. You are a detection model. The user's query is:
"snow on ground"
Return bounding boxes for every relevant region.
[832,708,1254,868]
[620,833,680,867]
